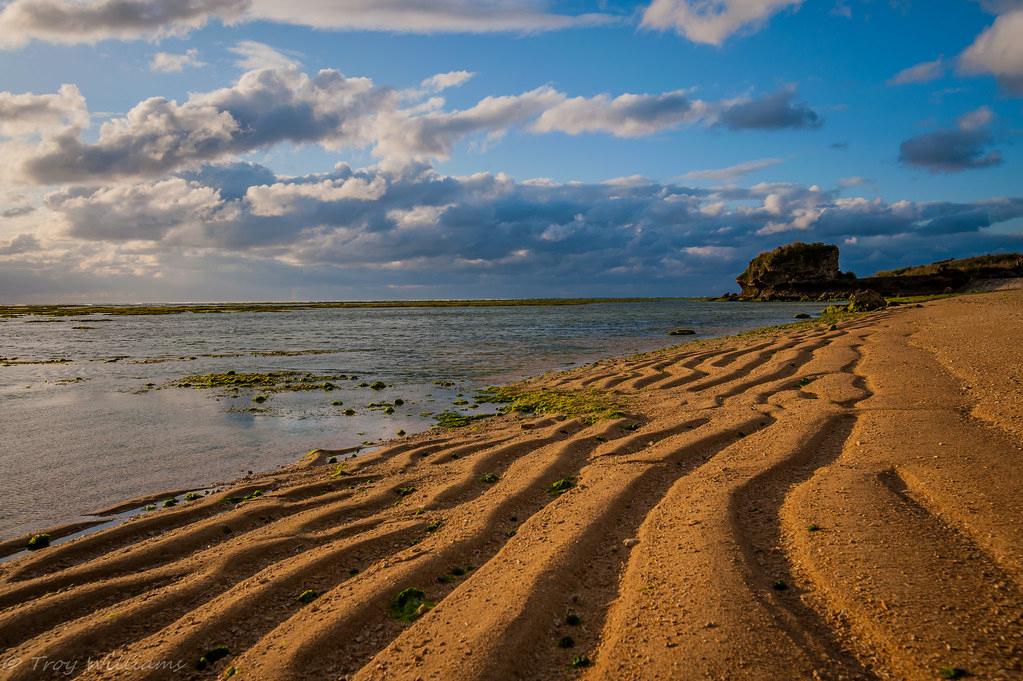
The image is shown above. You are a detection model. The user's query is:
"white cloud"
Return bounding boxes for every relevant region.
[681,157,782,181]
[2,65,822,184]
[0,0,614,49]
[150,49,204,73]
[0,0,247,50]
[0,84,88,136]
[684,245,737,258]
[245,0,613,33]
[228,40,301,70]
[838,176,870,188]
[960,8,1023,93]
[887,57,945,86]
[532,90,697,137]
[421,70,476,93]
[641,0,802,45]
[246,176,388,216]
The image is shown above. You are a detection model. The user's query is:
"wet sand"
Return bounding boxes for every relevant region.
[0,291,1020,680]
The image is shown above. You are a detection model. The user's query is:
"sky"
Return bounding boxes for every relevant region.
[0,0,1021,302]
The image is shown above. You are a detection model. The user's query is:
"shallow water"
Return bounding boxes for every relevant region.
[0,300,824,539]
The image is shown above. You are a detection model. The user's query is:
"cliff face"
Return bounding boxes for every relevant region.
[733,244,1023,301]
[735,242,852,300]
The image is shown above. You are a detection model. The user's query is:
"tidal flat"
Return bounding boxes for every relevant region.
[0,299,826,539]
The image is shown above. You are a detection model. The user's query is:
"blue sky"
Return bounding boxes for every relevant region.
[0,0,1021,301]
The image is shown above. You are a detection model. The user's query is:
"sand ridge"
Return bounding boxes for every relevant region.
[0,291,1021,680]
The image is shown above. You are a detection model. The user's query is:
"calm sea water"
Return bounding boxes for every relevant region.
[0,300,824,539]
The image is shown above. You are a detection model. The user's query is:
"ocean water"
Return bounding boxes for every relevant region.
[0,300,825,539]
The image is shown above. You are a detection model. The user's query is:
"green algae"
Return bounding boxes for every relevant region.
[171,371,347,393]
[388,587,435,622]
[476,386,624,424]
[26,533,51,550]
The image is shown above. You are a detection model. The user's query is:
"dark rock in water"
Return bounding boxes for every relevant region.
[794,313,811,319]
[668,328,697,336]
[846,289,886,312]
[736,242,855,300]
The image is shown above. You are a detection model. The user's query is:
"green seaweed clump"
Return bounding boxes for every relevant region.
[434,411,489,429]
[26,533,51,551]
[185,492,202,501]
[389,587,435,622]
[477,386,623,425]
[221,489,264,505]
[196,645,230,671]
[162,498,178,508]
[370,381,386,390]
[426,518,443,532]
[173,370,346,393]
[395,486,417,497]
[549,477,576,496]
[558,636,575,648]
[297,589,319,604]
[480,473,500,484]
[939,666,968,679]
[570,655,592,669]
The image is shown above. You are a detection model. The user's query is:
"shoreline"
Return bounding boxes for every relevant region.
[1,291,1020,680]
[0,300,829,546]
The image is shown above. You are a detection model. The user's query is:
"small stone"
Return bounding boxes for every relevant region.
[623,538,640,548]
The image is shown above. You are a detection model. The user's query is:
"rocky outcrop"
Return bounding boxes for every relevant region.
[732,243,1023,301]
[735,242,854,300]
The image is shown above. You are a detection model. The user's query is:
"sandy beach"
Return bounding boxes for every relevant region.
[1,290,1021,680]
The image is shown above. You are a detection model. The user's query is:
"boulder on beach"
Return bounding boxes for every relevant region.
[846,289,887,312]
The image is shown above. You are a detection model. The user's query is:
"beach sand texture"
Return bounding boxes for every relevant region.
[0,291,1020,680]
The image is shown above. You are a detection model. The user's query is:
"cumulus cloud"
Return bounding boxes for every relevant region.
[0,233,41,254]
[0,0,247,49]
[150,48,204,73]
[0,84,88,136]
[532,90,698,137]
[959,7,1023,94]
[2,65,822,184]
[41,162,1023,267]
[18,67,396,183]
[0,158,1016,299]
[45,178,231,241]
[716,88,821,130]
[899,106,1002,173]
[641,0,802,45]
[246,175,388,216]
[680,157,782,181]
[888,57,945,86]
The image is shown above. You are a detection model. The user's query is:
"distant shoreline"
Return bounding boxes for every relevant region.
[0,297,707,318]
